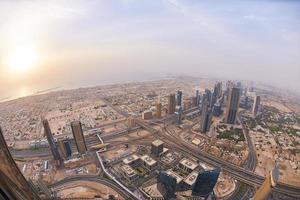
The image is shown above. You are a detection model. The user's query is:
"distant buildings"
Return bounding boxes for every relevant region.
[225,87,240,124]
[196,90,200,106]
[151,139,164,157]
[42,119,62,166]
[168,93,176,114]
[240,96,250,109]
[156,103,162,118]
[127,117,136,128]
[184,98,192,110]
[142,110,153,120]
[157,171,177,200]
[216,82,223,98]
[175,106,183,125]
[71,121,87,154]
[191,96,198,107]
[176,90,183,107]
[0,127,41,200]
[212,82,222,106]
[200,96,211,133]
[252,95,261,116]
[212,102,222,117]
[205,89,212,107]
[192,168,220,197]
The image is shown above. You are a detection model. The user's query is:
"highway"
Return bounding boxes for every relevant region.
[234,110,257,200]
[11,126,141,158]
[238,110,257,171]
[135,118,300,198]
[10,105,300,199]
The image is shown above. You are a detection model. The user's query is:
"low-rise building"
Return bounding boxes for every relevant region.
[183,171,199,189]
[142,111,153,120]
[179,158,199,173]
[140,183,164,200]
[141,155,158,171]
[127,117,136,128]
[166,170,183,185]
[120,164,138,181]
[123,154,141,168]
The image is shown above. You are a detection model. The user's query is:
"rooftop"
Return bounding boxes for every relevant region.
[120,165,136,177]
[123,154,140,165]
[167,169,183,184]
[141,155,157,166]
[179,158,198,170]
[141,183,163,198]
[184,171,199,186]
[152,139,164,147]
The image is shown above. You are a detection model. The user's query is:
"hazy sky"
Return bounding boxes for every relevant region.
[0,0,299,99]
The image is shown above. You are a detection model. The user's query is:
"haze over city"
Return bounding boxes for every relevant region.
[1,1,300,200]
[0,0,299,100]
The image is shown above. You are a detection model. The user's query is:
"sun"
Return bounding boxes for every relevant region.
[7,46,37,72]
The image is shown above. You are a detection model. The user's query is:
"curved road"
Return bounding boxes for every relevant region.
[50,175,131,199]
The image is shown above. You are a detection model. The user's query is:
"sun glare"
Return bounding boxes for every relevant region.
[7,46,37,72]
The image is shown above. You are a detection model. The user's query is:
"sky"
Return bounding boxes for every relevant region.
[0,0,299,100]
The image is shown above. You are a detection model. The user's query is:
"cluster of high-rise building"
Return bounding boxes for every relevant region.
[164,81,261,135]
[0,78,269,200]
[42,119,87,167]
[156,168,220,199]
[199,82,223,133]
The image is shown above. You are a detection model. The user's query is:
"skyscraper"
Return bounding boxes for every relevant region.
[151,139,164,157]
[200,96,211,133]
[176,90,182,106]
[212,82,222,106]
[216,82,222,98]
[225,87,240,124]
[168,93,176,114]
[42,119,62,166]
[212,102,222,117]
[196,90,200,106]
[191,96,198,107]
[71,121,87,154]
[156,103,162,118]
[157,171,177,200]
[175,106,183,125]
[252,95,261,116]
[0,127,41,200]
[205,89,212,107]
[192,168,220,197]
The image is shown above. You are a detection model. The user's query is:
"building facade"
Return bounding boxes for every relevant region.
[42,119,62,166]
[168,93,176,114]
[0,127,41,200]
[225,87,240,124]
[71,121,87,154]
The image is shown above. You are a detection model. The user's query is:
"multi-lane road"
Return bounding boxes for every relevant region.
[136,118,300,198]
[11,106,300,199]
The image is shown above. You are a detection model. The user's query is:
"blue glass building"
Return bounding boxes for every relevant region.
[63,140,72,158]
[157,171,177,199]
[192,168,221,197]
